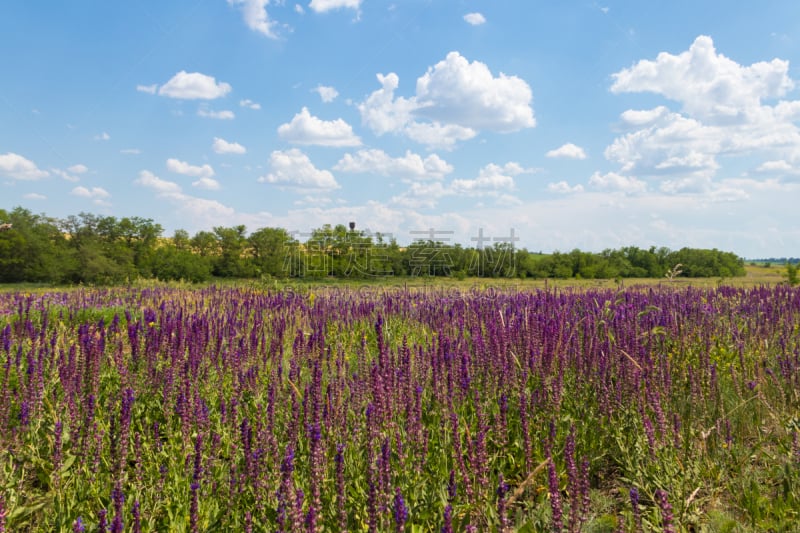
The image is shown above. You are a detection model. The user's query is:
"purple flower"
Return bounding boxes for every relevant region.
[393,488,408,532]
[97,509,108,533]
[132,501,141,533]
[629,487,642,532]
[441,504,453,533]
[655,489,674,533]
[547,457,563,531]
[72,516,85,533]
[496,474,510,532]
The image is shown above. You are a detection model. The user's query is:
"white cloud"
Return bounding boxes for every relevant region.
[358,52,535,148]
[756,159,793,172]
[463,12,486,26]
[212,137,247,155]
[603,36,800,198]
[240,99,261,110]
[358,73,416,135]
[390,181,450,209]
[334,149,453,180]
[135,170,182,195]
[94,132,110,141]
[197,107,235,120]
[135,170,237,222]
[612,35,794,123]
[136,84,157,94]
[389,161,530,207]
[450,162,531,195]
[546,143,587,159]
[295,4,305,14]
[589,171,647,194]
[71,186,111,205]
[157,71,232,100]
[547,181,584,194]
[23,193,46,200]
[605,110,721,178]
[121,148,142,155]
[619,106,671,128]
[404,122,477,150]
[258,148,339,189]
[68,164,88,174]
[166,158,215,180]
[0,153,49,180]
[313,85,339,103]
[227,0,279,38]
[278,107,361,146]
[52,168,80,182]
[415,51,536,132]
[308,0,362,13]
[192,177,221,190]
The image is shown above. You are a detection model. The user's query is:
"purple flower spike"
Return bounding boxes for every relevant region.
[441,504,453,533]
[655,489,674,533]
[629,487,642,532]
[72,516,85,533]
[393,487,408,532]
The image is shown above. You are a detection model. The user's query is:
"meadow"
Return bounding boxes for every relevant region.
[0,277,798,531]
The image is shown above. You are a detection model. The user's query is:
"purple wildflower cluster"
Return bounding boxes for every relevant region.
[0,284,798,530]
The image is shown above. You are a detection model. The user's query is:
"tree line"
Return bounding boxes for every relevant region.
[0,207,746,284]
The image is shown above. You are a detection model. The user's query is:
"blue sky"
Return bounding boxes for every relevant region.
[2,1,800,258]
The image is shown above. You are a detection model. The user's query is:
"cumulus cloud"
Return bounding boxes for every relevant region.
[23,193,46,200]
[612,35,794,123]
[358,73,416,135]
[0,152,49,180]
[192,177,221,190]
[358,52,535,148]
[166,158,215,180]
[240,99,261,110]
[212,137,247,154]
[547,181,584,194]
[389,161,531,208]
[197,107,235,120]
[258,148,339,189]
[404,122,477,150]
[589,171,647,194]
[463,12,486,26]
[71,186,111,205]
[135,170,237,221]
[308,0,362,13]
[313,85,339,103]
[415,52,536,132]
[546,143,587,159]
[278,107,361,146]
[156,71,232,100]
[227,0,279,38]
[334,149,453,180]
[602,35,800,199]
[135,170,182,195]
[450,162,532,195]
[67,164,88,174]
[756,159,793,172]
[619,106,672,128]
[136,84,157,94]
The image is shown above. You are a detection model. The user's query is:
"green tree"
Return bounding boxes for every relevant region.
[0,207,73,283]
[213,225,254,278]
[248,227,294,278]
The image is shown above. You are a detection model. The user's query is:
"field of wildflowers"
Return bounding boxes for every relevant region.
[0,284,798,531]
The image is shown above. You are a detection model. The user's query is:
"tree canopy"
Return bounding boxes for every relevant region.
[0,207,747,284]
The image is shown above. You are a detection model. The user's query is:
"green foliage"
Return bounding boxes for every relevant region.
[785,262,799,286]
[1,206,750,284]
